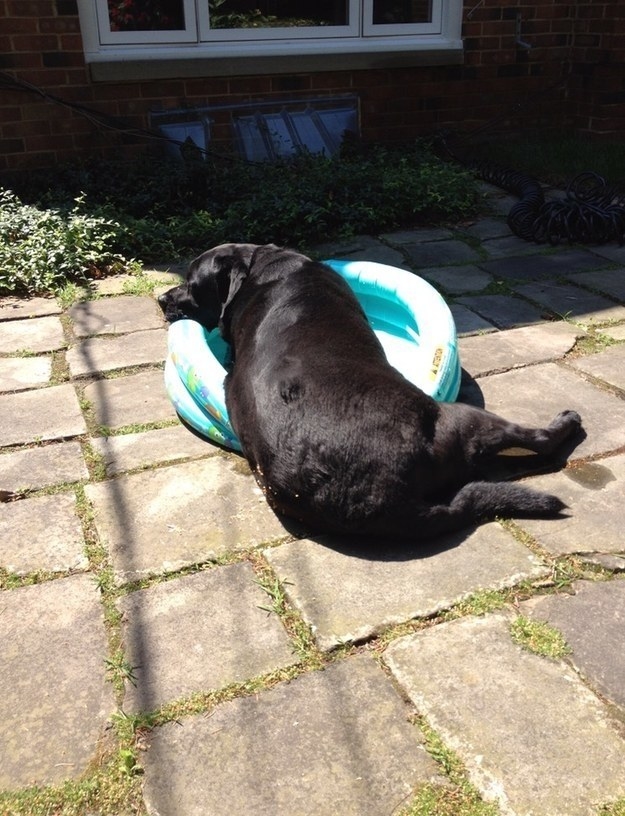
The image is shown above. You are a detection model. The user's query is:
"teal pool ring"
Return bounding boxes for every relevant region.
[165,327,241,450]
[326,260,461,403]
[164,260,460,450]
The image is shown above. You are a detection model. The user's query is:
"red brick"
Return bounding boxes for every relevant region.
[7,0,54,14]
[227,76,273,95]
[39,16,80,33]
[3,118,51,138]
[59,32,83,51]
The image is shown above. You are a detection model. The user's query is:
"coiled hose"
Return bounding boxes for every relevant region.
[447,142,625,246]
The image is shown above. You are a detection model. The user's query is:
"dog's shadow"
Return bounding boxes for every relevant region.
[278,517,473,562]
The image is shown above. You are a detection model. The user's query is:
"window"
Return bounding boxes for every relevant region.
[79,0,463,77]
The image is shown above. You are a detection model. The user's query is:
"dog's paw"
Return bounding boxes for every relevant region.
[551,409,582,433]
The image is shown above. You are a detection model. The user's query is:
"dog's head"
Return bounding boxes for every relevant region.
[158,242,267,330]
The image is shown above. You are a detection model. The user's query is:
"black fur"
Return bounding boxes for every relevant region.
[159,243,583,541]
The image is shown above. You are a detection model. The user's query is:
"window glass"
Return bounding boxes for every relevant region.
[372,0,432,24]
[107,0,185,31]
[208,0,349,29]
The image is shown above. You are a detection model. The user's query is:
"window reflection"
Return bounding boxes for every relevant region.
[372,0,432,24]
[208,0,349,29]
[108,0,185,31]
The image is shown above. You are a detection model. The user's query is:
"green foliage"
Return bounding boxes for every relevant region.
[5,140,480,294]
[0,189,130,295]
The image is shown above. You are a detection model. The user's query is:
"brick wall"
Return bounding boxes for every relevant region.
[0,0,622,172]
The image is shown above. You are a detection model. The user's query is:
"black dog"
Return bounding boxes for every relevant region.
[159,243,583,541]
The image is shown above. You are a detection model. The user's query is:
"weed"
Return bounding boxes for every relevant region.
[249,554,321,664]
[399,782,499,816]
[406,717,499,816]
[55,280,90,309]
[509,615,571,659]
[105,653,139,689]
[121,273,159,298]
[599,798,625,816]
[446,589,508,619]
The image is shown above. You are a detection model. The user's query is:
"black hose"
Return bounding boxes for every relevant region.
[443,138,625,246]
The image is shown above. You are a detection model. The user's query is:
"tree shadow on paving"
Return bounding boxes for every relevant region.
[72,314,157,717]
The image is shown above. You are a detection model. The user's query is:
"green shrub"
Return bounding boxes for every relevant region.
[5,140,481,293]
[0,189,133,295]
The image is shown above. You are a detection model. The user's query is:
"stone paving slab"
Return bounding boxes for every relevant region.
[66,328,167,376]
[0,315,65,353]
[473,362,625,459]
[0,574,116,789]
[0,296,61,319]
[601,323,625,341]
[68,295,164,337]
[514,280,625,326]
[587,244,625,265]
[0,383,86,448]
[0,355,51,392]
[567,268,625,301]
[0,441,87,492]
[478,247,605,281]
[118,563,297,712]
[0,492,87,574]
[384,613,625,816]
[512,453,625,555]
[419,264,493,294]
[405,239,482,268]
[450,303,497,336]
[458,322,581,378]
[91,424,212,476]
[89,274,139,295]
[580,553,625,572]
[382,226,454,244]
[85,457,288,584]
[315,235,408,267]
[455,293,547,328]
[526,579,625,709]
[83,368,174,430]
[566,343,625,391]
[265,523,548,651]
[459,217,510,241]
[142,654,441,816]
[479,234,545,259]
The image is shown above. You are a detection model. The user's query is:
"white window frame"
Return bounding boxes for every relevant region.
[77,0,463,72]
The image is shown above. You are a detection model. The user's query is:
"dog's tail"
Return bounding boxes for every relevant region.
[412,480,566,540]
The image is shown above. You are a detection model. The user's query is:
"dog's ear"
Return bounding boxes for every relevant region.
[220,261,248,316]
[216,255,250,340]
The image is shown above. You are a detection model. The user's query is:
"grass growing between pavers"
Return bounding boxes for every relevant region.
[509,616,571,659]
[398,717,499,816]
[0,759,146,816]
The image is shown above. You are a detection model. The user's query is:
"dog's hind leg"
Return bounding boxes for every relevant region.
[415,479,566,540]
[445,405,583,461]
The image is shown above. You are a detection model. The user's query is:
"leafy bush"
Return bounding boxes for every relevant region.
[0,189,131,294]
[5,140,481,293]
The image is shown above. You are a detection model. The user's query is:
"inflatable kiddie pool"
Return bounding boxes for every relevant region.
[165,260,461,451]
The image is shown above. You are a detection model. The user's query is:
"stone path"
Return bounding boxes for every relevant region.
[1,186,625,815]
